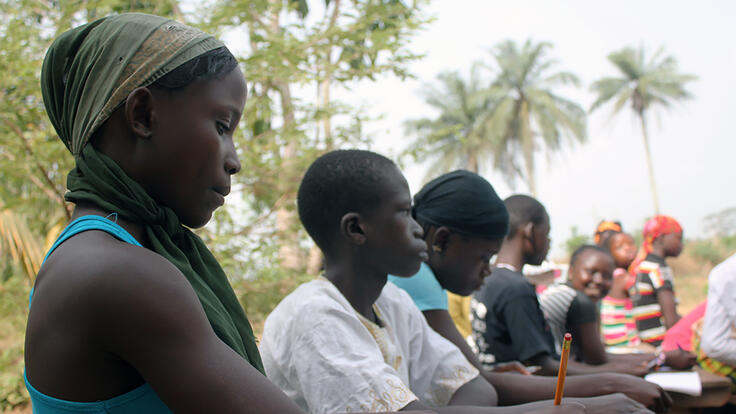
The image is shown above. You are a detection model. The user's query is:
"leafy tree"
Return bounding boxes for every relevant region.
[403,64,498,176]
[202,0,429,275]
[481,39,587,195]
[590,46,696,214]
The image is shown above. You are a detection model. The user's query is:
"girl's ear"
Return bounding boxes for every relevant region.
[124,87,155,139]
[651,234,665,248]
[431,226,452,254]
[340,212,366,245]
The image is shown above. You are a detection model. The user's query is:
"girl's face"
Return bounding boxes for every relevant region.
[142,67,246,228]
[609,233,637,268]
[662,231,683,257]
[569,249,615,302]
[430,233,502,296]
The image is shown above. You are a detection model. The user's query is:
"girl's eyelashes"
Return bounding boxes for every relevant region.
[216,120,231,135]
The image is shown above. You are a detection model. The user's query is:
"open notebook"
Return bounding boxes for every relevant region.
[644,371,702,396]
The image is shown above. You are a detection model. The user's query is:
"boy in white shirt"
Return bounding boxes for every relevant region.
[260,150,649,414]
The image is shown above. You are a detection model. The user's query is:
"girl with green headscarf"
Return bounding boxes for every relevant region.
[25,13,305,413]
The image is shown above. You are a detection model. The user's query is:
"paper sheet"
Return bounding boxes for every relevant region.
[644,371,702,396]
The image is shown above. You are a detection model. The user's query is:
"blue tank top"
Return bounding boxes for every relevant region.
[25,215,172,413]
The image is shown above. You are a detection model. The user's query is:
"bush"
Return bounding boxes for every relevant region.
[688,239,725,265]
[234,267,314,338]
[0,277,31,410]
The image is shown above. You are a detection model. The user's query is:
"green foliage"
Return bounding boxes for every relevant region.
[198,0,430,275]
[564,226,591,257]
[687,235,736,266]
[403,64,497,176]
[483,40,587,194]
[590,45,696,213]
[590,46,697,116]
[234,267,315,337]
[0,277,31,410]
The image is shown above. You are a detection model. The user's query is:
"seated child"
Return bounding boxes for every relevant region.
[388,171,670,408]
[260,150,650,414]
[472,196,670,381]
[600,232,641,348]
[629,215,683,346]
[24,13,304,413]
[540,245,692,374]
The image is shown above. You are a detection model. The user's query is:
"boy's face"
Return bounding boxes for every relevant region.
[525,215,550,266]
[609,233,637,268]
[433,236,502,296]
[361,166,428,277]
[570,250,614,302]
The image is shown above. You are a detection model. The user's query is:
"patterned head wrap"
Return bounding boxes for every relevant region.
[40,14,263,373]
[594,220,622,245]
[41,13,223,155]
[413,170,509,239]
[629,215,683,275]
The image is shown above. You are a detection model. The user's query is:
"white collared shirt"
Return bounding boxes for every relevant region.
[701,253,736,365]
[260,278,479,414]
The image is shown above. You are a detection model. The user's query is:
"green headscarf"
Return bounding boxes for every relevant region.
[41,13,264,374]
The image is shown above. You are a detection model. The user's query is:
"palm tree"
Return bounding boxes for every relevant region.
[404,64,499,175]
[481,39,587,195]
[590,46,696,213]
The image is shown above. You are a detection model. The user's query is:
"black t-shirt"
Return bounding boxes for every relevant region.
[471,267,557,364]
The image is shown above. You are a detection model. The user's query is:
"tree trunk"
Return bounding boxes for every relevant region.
[639,113,660,214]
[307,0,342,275]
[520,100,537,196]
[269,3,302,271]
[467,151,478,173]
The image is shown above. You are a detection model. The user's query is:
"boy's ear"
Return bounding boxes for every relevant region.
[340,212,366,245]
[431,226,452,254]
[124,87,155,139]
[523,222,534,241]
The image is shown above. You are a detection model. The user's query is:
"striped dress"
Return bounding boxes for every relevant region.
[629,254,674,346]
[600,296,640,347]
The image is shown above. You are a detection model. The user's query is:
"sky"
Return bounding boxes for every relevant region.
[336,0,736,258]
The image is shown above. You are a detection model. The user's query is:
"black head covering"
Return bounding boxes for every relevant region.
[413,170,509,239]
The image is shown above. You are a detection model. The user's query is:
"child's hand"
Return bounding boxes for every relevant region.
[664,349,696,370]
[608,268,630,299]
[492,360,531,375]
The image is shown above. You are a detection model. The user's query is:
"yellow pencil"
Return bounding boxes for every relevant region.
[553,333,572,405]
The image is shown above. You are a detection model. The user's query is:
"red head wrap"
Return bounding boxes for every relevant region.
[628,215,682,275]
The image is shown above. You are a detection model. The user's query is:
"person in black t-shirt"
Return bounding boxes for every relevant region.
[472,195,660,378]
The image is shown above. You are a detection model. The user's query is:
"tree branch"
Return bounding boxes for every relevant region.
[2,118,71,220]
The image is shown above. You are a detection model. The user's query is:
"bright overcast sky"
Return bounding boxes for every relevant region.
[341,0,736,258]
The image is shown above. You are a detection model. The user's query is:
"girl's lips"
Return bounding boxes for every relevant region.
[211,189,225,206]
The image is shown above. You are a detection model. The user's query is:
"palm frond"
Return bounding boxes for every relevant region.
[589,77,629,112]
[0,208,43,281]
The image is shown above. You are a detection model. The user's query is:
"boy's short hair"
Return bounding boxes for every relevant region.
[504,194,548,237]
[297,149,398,254]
